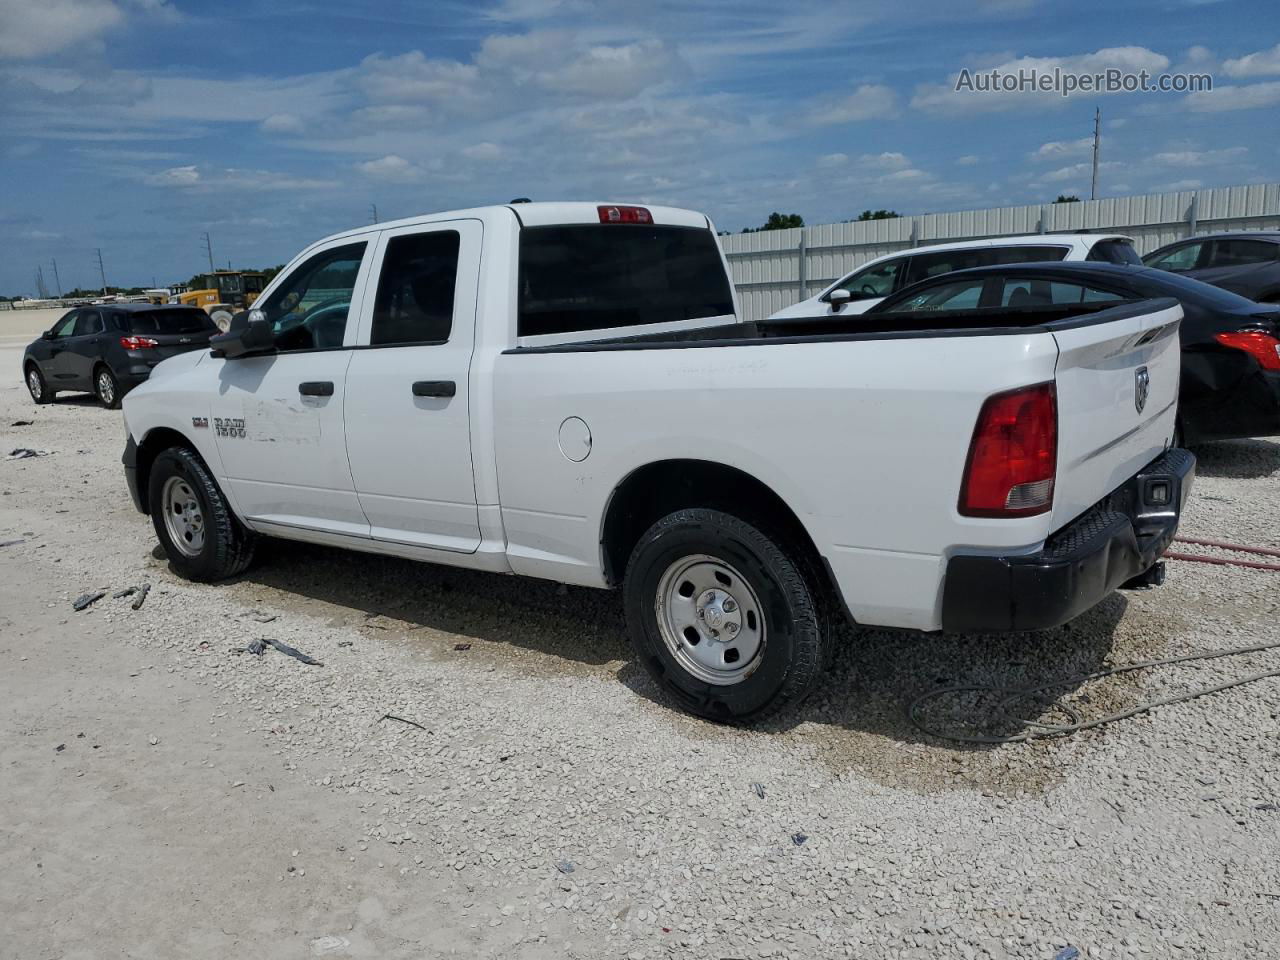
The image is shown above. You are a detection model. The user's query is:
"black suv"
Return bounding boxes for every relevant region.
[1143,232,1280,304]
[23,304,218,408]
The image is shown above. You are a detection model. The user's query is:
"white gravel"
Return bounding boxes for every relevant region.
[2,361,1279,959]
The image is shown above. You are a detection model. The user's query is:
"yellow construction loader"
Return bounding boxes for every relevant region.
[176,271,266,331]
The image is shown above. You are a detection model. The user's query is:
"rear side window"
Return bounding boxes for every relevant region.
[371,231,460,346]
[1210,239,1278,267]
[1086,239,1142,265]
[1001,279,1126,306]
[990,245,1070,264]
[903,248,991,286]
[518,225,734,337]
[73,310,103,336]
[128,310,217,335]
[1145,241,1203,271]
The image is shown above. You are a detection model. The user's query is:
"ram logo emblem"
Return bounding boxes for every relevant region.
[1134,366,1150,414]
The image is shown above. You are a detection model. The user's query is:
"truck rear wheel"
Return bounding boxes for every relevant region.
[148,446,256,581]
[623,508,827,722]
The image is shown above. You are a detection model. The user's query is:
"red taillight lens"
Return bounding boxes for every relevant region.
[1214,331,1280,371]
[120,336,158,350]
[597,205,653,224]
[960,382,1057,518]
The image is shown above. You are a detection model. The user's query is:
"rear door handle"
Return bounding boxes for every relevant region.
[412,380,456,398]
[299,381,334,397]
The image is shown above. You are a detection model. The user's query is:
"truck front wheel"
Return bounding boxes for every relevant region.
[623,508,827,722]
[148,446,256,581]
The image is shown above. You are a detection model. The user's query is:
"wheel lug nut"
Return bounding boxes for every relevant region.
[726,622,738,635]
[722,598,737,613]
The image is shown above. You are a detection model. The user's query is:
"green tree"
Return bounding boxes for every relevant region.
[741,212,805,232]
[1054,194,1081,203]
[855,209,901,221]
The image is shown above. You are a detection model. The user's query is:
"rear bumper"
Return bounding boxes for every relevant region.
[1183,364,1280,443]
[940,447,1195,633]
[123,434,146,514]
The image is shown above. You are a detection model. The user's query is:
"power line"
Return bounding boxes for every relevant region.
[50,258,62,297]
[370,203,379,224]
[202,232,215,274]
[1090,106,1101,201]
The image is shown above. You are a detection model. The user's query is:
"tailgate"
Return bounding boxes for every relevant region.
[1051,298,1182,529]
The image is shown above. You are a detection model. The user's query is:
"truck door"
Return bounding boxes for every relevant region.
[344,220,483,552]
[209,238,374,537]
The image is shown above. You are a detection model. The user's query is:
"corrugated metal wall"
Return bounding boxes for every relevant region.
[720,182,1280,321]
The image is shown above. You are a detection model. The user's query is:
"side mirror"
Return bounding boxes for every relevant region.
[829,289,852,310]
[210,319,275,359]
[41,329,55,340]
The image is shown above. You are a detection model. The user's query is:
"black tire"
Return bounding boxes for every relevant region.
[94,364,121,409]
[148,446,256,581]
[25,363,53,404]
[623,508,827,723]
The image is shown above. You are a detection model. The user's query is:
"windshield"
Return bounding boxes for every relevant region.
[1086,239,1142,265]
[518,225,735,337]
[127,309,217,335]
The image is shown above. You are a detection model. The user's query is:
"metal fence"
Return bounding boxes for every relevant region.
[720,182,1280,321]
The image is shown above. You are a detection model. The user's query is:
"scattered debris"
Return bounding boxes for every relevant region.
[10,420,33,427]
[0,538,25,548]
[7,448,50,460]
[251,612,278,624]
[453,642,472,651]
[54,743,65,753]
[148,736,159,746]
[752,782,765,799]
[244,637,323,666]
[337,640,354,648]
[131,583,151,610]
[1054,948,1080,960]
[112,586,137,599]
[555,860,576,874]
[310,936,352,957]
[378,713,428,731]
[791,833,808,846]
[72,591,106,611]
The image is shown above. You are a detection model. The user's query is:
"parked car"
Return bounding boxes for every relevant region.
[867,261,1280,444]
[1142,232,1280,304]
[122,202,1191,721]
[23,304,219,408]
[767,232,1141,320]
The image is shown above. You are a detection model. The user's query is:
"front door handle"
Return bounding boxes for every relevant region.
[412,380,456,398]
[299,381,334,397]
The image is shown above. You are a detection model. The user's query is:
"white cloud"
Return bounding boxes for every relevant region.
[807,84,898,125]
[913,46,1170,112]
[1150,146,1247,167]
[144,164,335,191]
[357,51,479,104]
[1030,137,1093,160]
[859,151,910,170]
[1153,178,1203,191]
[1223,43,1280,78]
[1186,80,1280,111]
[260,113,305,134]
[955,154,980,165]
[1040,160,1120,183]
[478,32,684,99]
[816,152,848,168]
[461,142,502,161]
[0,0,122,59]
[144,164,199,186]
[356,154,425,183]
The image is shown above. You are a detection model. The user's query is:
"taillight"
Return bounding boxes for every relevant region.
[120,336,158,350]
[597,205,653,224]
[960,382,1057,518]
[1214,331,1280,371]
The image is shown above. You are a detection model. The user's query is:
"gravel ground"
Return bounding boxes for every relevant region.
[2,352,1279,959]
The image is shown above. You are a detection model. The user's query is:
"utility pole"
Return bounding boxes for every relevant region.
[1090,106,1101,201]
[202,232,215,275]
[370,203,378,224]
[35,266,48,299]
[95,248,108,294]
[50,258,62,297]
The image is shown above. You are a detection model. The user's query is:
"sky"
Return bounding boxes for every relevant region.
[1,0,1279,295]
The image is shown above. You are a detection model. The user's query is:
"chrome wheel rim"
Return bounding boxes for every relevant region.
[162,476,205,557]
[97,371,114,404]
[27,369,42,400]
[655,554,766,686]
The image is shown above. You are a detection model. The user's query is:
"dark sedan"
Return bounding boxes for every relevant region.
[23,304,218,408]
[1143,232,1280,304]
[867,261,1280,444]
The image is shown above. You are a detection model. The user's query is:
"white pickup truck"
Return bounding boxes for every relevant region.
[122,202,1194,721]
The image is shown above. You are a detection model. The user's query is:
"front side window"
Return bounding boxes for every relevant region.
[50,312,78,337]
[518,225,734,337]
[1146,242,1203,272]
[73,310,102,336]
[257,242,366,351]
[371,231,460,346]
[884,278,987,312]
[829,258,903,300]
[1210,239,1278,268]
